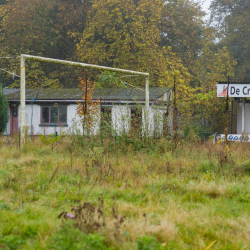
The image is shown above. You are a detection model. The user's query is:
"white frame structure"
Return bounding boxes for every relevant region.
[20,54,149,147]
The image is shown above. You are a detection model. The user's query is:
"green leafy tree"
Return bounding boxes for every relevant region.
[0,0,93,88]
[210,0,250,80]
[191,39,236,90]
[96,71,126,88]
[0,92,9,133]
[160,0,205,69]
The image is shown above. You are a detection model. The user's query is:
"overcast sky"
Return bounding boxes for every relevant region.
[199,0,212,21]
[201,0,212,14]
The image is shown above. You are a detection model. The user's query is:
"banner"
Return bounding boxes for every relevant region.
[221,134,250,142]
[217,84,250,97]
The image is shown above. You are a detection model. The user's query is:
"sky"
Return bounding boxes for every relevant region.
[201,0,212,14]
[199,0,212,21]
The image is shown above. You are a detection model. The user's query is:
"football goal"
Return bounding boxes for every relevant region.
[19,54,150,148]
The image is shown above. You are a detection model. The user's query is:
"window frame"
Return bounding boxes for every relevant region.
[40,106,67,126]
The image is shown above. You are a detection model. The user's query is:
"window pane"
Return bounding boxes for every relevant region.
[59,107,67,123]
[42,107,49,123]
[50,107,58,123]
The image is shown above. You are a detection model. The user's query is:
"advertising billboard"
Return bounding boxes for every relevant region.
[220,134,250,142]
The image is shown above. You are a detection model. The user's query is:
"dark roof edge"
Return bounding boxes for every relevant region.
[218,81,250,84]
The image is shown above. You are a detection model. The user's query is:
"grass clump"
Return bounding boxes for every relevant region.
[48,224,113,250]
[136,236,165,250]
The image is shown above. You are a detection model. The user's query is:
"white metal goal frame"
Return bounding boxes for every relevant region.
[20,54,150,147]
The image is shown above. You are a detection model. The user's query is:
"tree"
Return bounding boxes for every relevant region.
[0,92,9,133]
[192,39,236,90]
[77,73,100,135]
[160,0,205,69]
[77,0,190,87]
[0,0,93,88]
[178,41,235,132]
[210,0,250,80]
[96,71,125,88]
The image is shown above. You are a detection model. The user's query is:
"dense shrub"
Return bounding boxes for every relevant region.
[0,92,9,133]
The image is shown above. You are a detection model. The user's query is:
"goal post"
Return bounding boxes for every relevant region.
[20,54,150,147]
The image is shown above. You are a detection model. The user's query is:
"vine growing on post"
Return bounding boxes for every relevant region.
[77,72,100,135]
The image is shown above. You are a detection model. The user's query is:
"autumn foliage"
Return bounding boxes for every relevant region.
[0,0,241,132]
[77,73,100,134]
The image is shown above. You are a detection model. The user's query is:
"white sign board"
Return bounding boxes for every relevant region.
[221,134,250,142]
[217,84,250,97]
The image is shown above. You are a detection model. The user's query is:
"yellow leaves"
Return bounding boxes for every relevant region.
[226,145,231,153]
[171,70,181,76]
[217,139,223,144]
[77,0,178,86]
[77,76,100,129]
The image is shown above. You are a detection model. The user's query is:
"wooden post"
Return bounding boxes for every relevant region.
[225,75,229,145]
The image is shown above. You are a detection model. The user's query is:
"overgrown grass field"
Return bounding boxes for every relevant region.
[1,136,250,249]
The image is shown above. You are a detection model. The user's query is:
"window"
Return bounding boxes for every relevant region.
[41,106,67,125]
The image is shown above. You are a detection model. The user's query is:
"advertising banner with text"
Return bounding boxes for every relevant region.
[217,84,250,97]
[221,134,250,142]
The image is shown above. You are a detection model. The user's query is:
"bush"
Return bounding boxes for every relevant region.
[136,236,165,250]
[0,235,26,250]
[48,223,113,250]
[0,92,9,133]
[39,132,65,151]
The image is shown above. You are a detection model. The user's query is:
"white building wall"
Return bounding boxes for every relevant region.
[6,104,82,136]
[152,107,165,136]
[237,103,250,134]
[90,108,101,135]
[142,107,154,136]
[6,103,169,136]
[112,105,130,135]
[141,107,168,136]
[66,104,83,135]
[24,105,40,135]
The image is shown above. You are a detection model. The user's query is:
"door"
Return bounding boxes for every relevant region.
[10,107,18,134]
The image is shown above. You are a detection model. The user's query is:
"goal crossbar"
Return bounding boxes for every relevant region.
[20,54,150,147]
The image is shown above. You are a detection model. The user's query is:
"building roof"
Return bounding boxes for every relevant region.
[218,81,250,84]
[2,89,19,95]
[3,87,170,102]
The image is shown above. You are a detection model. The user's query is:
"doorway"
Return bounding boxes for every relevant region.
[10,106,18,134]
